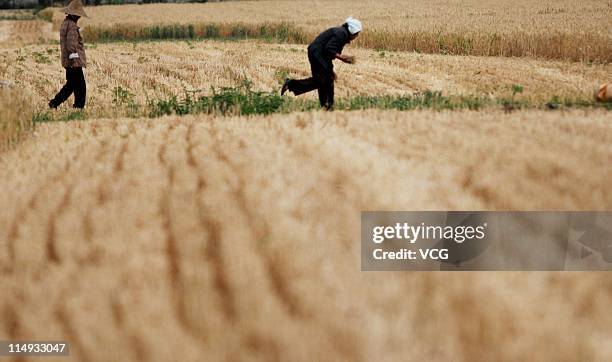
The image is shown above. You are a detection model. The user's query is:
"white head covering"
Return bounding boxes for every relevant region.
[345,16,362,34]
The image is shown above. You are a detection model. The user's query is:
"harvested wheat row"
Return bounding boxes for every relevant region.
[2,41,610,120]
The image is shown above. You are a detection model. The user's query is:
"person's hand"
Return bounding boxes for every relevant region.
[344,55,356,64]
[335,54,356,64]
[68,53,79,60]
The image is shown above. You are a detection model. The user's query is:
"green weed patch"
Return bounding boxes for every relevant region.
[83,22,308,44]
[146,82,609,117]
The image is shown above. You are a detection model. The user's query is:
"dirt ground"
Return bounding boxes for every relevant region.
[1,110,611,361]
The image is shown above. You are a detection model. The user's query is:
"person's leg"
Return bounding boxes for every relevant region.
[318,76,334,110]
[287,77,318,95]
[285,52,325,96]
[326,78,335,110]
[72,67,86,109]
[316,75,328,108]
[315,65,335,110]
[49,68,75,108]
[309,56,334,109]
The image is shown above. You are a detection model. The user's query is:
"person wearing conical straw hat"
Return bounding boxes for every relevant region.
[281,17,362,111]
[49,0,88,110]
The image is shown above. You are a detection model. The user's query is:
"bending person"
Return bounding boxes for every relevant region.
[281,17,362,110]
[49,0,88,110]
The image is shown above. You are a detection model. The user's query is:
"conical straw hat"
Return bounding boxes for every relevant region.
[60,0,88,18]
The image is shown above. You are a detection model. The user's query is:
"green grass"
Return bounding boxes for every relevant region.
[336,92,488,111]
[32,110,88,124]
[148,81,287,117]
[146,81,610,117]
[32,51,52,64]
[0,10,36,21]
[0,14,35,20]
[31,111,53,124]
[29,81,610,125]
[83,22,308,44]
[0,7,52,21]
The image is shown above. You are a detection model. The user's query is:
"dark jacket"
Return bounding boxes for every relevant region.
[60,17,87,68]
[308,25,350,64]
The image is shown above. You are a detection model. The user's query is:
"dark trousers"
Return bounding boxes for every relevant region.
[51,67,86,109]
[287,51,334,110]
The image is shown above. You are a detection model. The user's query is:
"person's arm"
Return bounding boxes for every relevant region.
[66,24,80,60]
[324,29,349,60]
[335,53,355,64]
[326,30,354,64]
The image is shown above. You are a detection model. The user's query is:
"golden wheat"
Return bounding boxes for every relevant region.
[1,41,609,119]
[0,18,54,46]
[69,0,610,36]
[1,9,611,361]
[0,87,35,152]
[53,0,612,62]
[1,109,611,361]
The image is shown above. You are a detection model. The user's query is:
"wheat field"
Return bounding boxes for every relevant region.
[72,0,610,36]
[0,88,35,152]
[0,57,35,151]
[61,0,612,62]
[1,1,611,361]
[2,41,610,119]
[1,110,612,361]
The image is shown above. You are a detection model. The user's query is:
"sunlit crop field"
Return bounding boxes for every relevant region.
[0,88,34,151]
[1,1,611,360]
[2,41,610,119]
[1,110,612,360]
[61,0,612,62]
[72,0,610,36]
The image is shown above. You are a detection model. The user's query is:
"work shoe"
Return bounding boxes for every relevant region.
[281,78,290,96]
